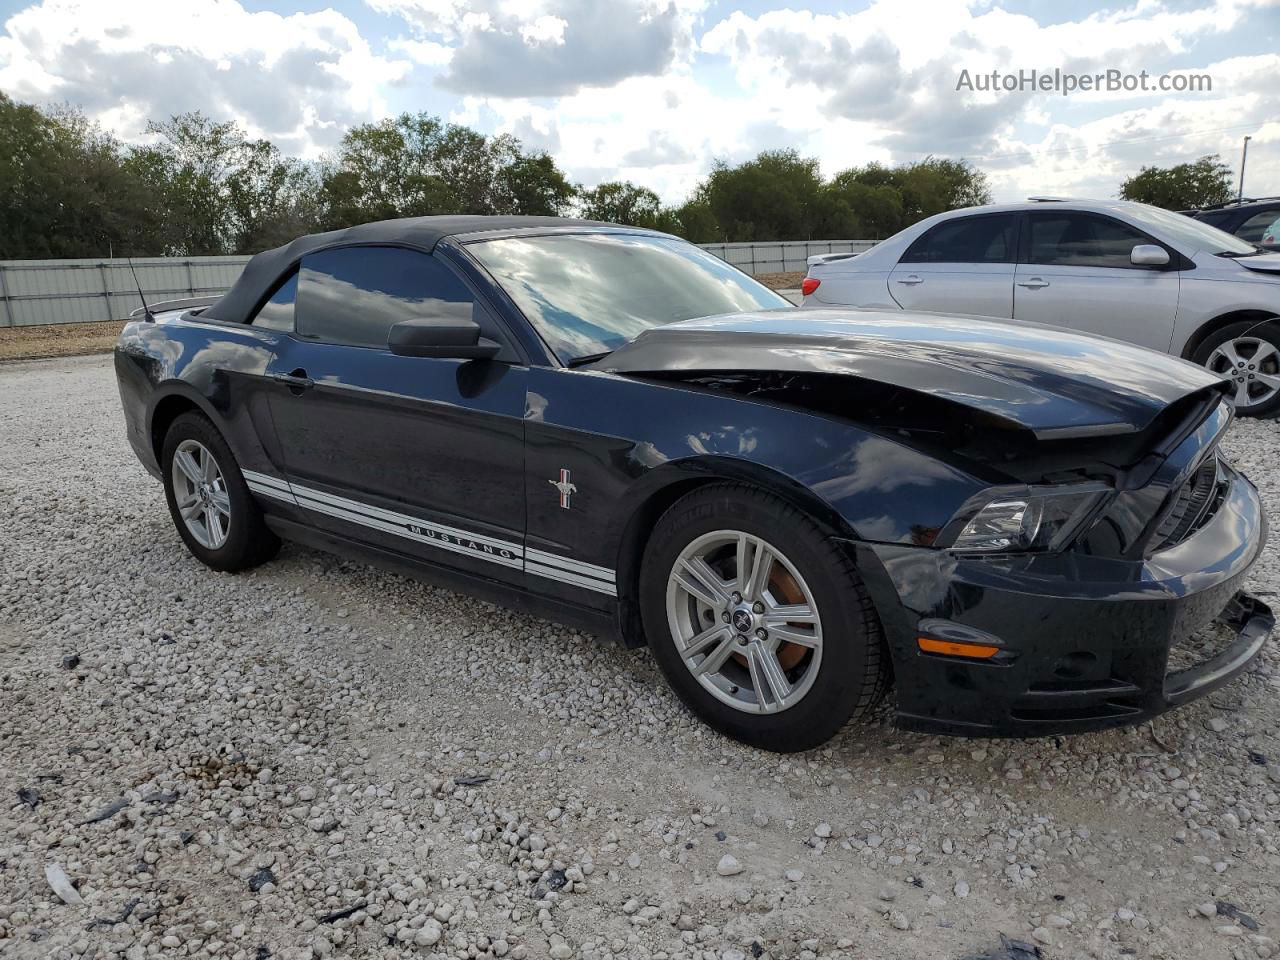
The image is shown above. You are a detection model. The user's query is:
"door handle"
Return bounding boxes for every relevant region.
[269,369,314,392]
[895,275,924,286]
[1017,278,1050,289]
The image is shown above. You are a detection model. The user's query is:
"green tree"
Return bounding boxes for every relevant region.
[0,94,163,258]
[319,112,578,227]
[670,197,719,242]
[701,150,824,242]
[827,156,990,233]
[578,181,665,228]
[817,176,904,238]
[1119,155,1234,210]
[501,151,576,216]
[129,113,243,254]
[127,112,320,255]
[223,141,320,253]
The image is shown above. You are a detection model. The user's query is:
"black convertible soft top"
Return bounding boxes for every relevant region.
[203,214,627,326]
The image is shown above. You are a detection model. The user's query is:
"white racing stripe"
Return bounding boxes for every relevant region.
[525,561,618,596]
[241,470,617,596]
[525,548,616,585]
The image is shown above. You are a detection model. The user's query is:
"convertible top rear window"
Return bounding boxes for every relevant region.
[467,233,789,362]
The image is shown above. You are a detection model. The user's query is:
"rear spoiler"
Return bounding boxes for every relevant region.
[806,251,862,268]
[128,296,220,320]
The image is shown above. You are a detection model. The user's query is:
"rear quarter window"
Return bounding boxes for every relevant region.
[900,214,1015,264]
[251,272,297,332]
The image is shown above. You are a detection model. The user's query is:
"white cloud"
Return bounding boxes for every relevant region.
[695,0,1280,203]
[378,0,706,96]
[0,0,411,155]
[3,0,1278,212]
[521,15,567,46]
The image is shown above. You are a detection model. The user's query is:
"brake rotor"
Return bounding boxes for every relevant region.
[728,564,809,672]
[770,566,809,671]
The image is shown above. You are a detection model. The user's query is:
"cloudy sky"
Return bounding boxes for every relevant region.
[1,0,1277,206]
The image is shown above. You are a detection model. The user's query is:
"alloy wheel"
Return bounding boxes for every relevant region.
[171,438,231,550]
[1205,335,1280,410]
[665,530,823,714]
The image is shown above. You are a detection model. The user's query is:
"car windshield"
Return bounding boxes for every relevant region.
[1122,202,1258,255]
[467,232,791,363]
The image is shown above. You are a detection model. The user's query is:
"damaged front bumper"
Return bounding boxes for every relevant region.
[851,462,1274,737]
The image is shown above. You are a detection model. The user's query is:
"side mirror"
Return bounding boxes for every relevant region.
[388,317,501,360]
[1131,244,1170,267]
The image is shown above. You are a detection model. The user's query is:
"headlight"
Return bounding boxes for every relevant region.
[940,484,1110,553]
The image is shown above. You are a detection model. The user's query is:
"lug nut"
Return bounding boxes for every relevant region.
[737,634,749,646]
[721,612,730,623]
[752,601,765,614]
[731,592,742,604]
[755,628,768,640]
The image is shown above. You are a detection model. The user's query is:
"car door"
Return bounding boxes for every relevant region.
[1013,211,1180,351]
[264,245,529,587]
[887,213,1017,318]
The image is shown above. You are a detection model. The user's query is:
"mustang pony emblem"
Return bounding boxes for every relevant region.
[549,469,577,509]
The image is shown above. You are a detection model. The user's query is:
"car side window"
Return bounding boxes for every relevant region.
[251,272,297,332]
[900,214,1015,264]
[295,246,477,349]
[1196,210,1235,229]
[1238,209,1280,244]
[1027,213,1155,268]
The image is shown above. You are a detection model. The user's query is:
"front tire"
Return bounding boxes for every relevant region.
[1192,320,1280,418]
[161,412,280,572]
[639,483,889,752]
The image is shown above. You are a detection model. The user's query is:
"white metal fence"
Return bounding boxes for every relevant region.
[699,239,876,275]
[0,256,251,327]
[0,240,875,327]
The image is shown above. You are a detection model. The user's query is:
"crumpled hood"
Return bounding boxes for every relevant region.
[600,309,1230,439]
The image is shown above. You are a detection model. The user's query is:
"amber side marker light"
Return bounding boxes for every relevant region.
[917,636,1000,660]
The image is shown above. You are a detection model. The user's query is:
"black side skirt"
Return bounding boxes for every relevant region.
[265,516,624,644]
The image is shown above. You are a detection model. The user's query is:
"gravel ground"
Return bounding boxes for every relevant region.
[752,273,806,292]
[2,354,1279,960]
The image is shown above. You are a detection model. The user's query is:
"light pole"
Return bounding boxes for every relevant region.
[1238,135,1252,201]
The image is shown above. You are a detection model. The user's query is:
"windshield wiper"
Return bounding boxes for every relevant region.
[1216,247,1266,258]
[566,351,613,368]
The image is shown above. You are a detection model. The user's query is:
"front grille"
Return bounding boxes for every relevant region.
[1149,455,1224,552]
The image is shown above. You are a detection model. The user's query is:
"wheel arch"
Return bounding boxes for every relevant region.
[148,384,223,464]
[611,458,861,648]
[1180,309,1280,360]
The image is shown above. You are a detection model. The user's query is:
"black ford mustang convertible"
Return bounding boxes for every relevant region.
[115,215,1273,751]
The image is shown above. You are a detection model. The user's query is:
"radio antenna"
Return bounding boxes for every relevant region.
[127,257,154,322]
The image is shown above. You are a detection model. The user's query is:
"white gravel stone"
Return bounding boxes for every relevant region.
[716,854,743,877]
[2,355,1279,960]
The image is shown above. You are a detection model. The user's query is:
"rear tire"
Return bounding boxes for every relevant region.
[161,412,280,572]
[1191,320,1280,418]
[639,483,889,753]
